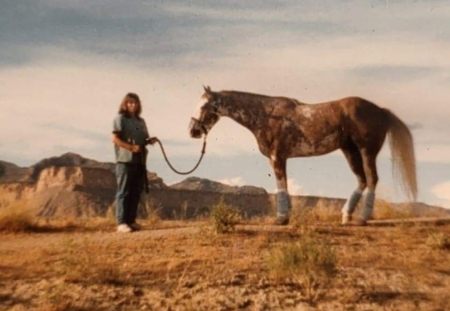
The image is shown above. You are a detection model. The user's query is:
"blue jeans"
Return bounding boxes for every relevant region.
[115,163,146,225]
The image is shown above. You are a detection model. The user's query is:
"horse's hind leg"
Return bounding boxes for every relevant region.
[341,141,367,224]
[358,148,380,224]
[270,157,290,226]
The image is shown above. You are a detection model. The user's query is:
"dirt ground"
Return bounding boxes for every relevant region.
[1,218,450,311]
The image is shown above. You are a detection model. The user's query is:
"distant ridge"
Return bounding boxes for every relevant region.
[0,160,33,183]
[0,153,448,219]
[0,152,115,184]
[30,152,115,181]
[170,176,267,194]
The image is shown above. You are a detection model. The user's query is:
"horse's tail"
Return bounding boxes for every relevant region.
[385,109,418,201]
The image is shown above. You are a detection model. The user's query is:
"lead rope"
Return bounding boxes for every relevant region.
[154,136,207,175]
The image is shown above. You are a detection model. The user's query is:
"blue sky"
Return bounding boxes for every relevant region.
[1,0,449,207]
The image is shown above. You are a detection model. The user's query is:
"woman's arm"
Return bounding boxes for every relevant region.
[112,133,141,153]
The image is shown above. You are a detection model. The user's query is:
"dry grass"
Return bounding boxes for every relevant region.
[373,199,413,220]
[0,205,117,233]
[1,214,450,310]
[289,203,341,234]
[210,197,240,234]
[0,204,40,233]
[58,239,126,286]
[426,231,450,250]
[267,232,338,302]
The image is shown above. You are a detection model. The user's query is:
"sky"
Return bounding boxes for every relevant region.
[1,0,450,208]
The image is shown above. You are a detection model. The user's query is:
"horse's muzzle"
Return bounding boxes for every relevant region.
[190,128,202,138]
[189,118,205,138]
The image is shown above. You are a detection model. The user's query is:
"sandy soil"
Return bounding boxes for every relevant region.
[1,219,450,311]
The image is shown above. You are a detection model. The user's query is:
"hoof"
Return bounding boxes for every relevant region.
[355,219,368,226]
[273,216,289,226]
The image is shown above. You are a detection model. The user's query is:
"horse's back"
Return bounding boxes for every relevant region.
[338,96,383,114]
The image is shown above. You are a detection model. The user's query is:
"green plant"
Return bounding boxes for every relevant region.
[267,235,338,303]
[210,197,240,234]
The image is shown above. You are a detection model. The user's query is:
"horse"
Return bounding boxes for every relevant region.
[189,86,417,226]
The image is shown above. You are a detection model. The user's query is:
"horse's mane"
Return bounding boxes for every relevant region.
[219,90,305,106]
[219,90,273,100]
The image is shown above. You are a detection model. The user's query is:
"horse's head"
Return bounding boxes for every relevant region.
[189,85,221,139]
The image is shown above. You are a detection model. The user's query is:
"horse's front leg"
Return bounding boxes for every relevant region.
[270,156,291,226]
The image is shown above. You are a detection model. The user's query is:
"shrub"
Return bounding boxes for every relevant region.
[267,235,338,302]
[0,204,39,233]
[210,197,240,234]
[426,232,450,250]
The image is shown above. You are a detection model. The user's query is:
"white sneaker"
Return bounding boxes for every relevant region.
[342,214,352,225]
[117,224,132,233]
[129,222,142,231]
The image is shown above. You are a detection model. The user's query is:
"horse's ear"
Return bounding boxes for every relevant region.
[203,85,211,93]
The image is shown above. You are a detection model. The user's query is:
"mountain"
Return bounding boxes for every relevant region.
[0,153,448,219]
[170,177,267,195]
[0,153,166,217]
[0,160,33,184]
[30,152,116,181]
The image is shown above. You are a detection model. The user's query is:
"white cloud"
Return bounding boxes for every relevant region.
[2,33,450,168]
[431,181,450,209]
[218,176,245,187]
[272,178,307,195]
[288,178,308,196]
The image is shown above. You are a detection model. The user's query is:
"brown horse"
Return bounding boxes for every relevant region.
[189,86,417,225]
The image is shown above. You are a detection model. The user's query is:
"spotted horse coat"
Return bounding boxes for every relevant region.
[189,86,417,225]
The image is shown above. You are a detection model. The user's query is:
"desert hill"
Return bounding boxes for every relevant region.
[0,153,448,219]
[0,153,272,218]
[170,176,267,194]
[0,160,33,183]
[30,152,115,180]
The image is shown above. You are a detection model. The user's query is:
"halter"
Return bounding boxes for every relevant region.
[190,117,208,135]
[189,99,221,135]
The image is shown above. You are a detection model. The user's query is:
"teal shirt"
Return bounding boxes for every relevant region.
[112,114,150,163]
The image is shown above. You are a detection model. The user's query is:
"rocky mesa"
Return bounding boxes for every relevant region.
[0,153,448,219]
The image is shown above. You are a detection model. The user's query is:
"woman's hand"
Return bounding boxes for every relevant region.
[130,145,141,153]
[147,137,159,145]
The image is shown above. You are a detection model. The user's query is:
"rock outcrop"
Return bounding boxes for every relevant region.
[170,177,267,194]
[0,153,166,217]
[0,153,449,219]
[0,161,33,183]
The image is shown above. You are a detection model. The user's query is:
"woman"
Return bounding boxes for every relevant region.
[112,93,157,233]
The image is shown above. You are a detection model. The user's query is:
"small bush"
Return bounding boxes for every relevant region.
[426,232,450,250]
[210,197,240,234]
[267,235,338,302]
[0,204,39,233]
